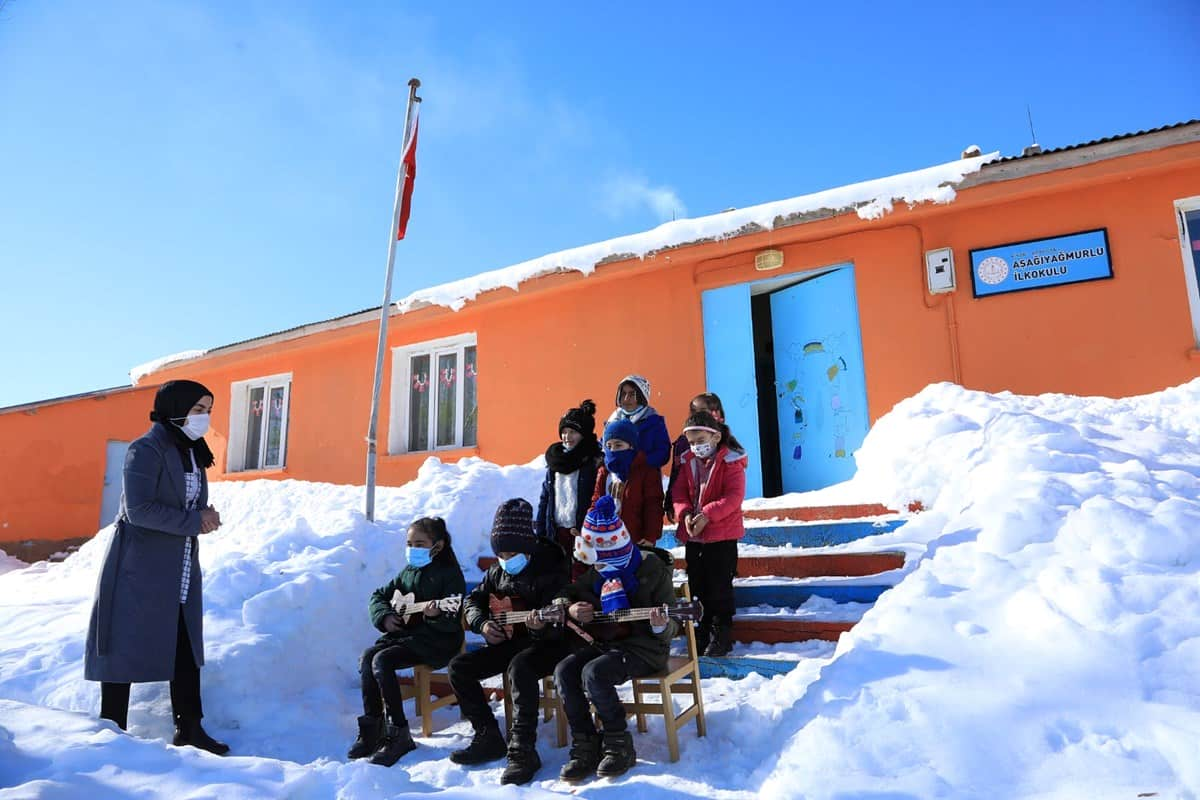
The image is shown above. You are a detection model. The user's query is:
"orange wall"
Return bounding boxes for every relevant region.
[0,386,157,543]
[7,142,1200,544]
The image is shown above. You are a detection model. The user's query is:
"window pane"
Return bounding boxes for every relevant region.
[436,352,458,447]
[264,385,286,467]
[409,355,430,451]
[244,386,265,470]
[463,345,477,447]
[1187,210,1200,291]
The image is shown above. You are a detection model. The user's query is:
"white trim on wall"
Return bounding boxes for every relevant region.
[388,333,477,455]
[1175,196,1200,348]
[227,372,293,472]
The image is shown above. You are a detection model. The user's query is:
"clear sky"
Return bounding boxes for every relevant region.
[1,0,1196,408]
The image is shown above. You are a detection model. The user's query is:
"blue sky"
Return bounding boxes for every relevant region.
[1,0,1196,408]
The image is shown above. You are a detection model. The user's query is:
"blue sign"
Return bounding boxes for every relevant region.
[970,228,1113,298]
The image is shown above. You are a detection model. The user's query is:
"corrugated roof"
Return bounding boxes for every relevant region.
[989,119,1200,164]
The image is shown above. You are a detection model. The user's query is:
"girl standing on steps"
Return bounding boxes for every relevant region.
[670,410,748,657]
[664,392,744,524]
[348,516,466,767]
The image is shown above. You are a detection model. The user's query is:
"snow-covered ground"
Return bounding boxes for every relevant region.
[1,380,1198,799]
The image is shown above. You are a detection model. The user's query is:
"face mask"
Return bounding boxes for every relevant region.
[498,553,528,575]
[690,441,717,460]
[604,447,636,480]
[175,413,210,441]
[406,546,433,568]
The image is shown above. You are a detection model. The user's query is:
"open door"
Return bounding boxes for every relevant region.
[768,267,869,493]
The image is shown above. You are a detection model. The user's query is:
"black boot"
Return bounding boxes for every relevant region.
[172,718,230,756]
[500,735,541,785]
[703,617,734,657]
[694,619,712,655]
[596,730,636,778]
[368,721,416,766]
[449,720,507,765]
[559,732,602,783]
[347,714,384,759]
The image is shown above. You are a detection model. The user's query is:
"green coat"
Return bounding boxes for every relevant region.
[367,558,466,669]
[557,551,678,672]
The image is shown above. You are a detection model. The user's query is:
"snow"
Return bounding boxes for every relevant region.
[395,153,998,313]
[0,550,27,577]
[128,350,208,385]
[2,380,1199,798]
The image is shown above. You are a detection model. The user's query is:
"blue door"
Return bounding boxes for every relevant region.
[701,284,763,498]
[769,267,869,493]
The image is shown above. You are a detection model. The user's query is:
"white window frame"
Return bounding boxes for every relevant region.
[389,333,477,454]
[1176,196,1200,348]
[227,372,293,472]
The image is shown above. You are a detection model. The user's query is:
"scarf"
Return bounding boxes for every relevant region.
[603,447,636,481]
[544,436,599,474]
[593,540,642,613]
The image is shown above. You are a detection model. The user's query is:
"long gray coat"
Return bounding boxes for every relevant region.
[84,423,207,683]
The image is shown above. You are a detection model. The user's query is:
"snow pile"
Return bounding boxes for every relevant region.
[129,349,208,385]
[1,381,1199,798]
[395,153,997,313]
[0,550,27,577]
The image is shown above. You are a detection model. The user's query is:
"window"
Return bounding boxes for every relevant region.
[1176,197,1200,347]
[390,334,477,453]
[227,373,292,472]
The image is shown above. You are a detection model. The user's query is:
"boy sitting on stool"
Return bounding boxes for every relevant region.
[553,495,676,782]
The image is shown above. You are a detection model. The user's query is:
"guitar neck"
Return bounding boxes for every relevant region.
[591,607,664,625]
[492,609,536,625]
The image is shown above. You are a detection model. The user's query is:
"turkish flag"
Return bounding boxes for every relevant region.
[396,107,419,240]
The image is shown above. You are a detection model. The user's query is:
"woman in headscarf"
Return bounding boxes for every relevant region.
[84,379,229,755]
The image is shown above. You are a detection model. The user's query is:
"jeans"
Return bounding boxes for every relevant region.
[447,636,573,740]
[554,648,655,735]
[685,539,738,624]
[360,640,423,725]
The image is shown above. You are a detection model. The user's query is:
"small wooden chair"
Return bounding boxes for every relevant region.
[501,672,568,747]
[398,663,459,737]
[620,581,706,762]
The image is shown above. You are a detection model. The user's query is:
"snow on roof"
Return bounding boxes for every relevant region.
[129,349,208,385]
[395,152,999,313]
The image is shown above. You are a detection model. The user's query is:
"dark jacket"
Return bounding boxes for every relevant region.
[368,557,466,669]
[591,451,665,545]
[664,434,690,518]
[556,550,678,671]
[85,423,207,683]
[535,454,601,539]
[464,539,568,639]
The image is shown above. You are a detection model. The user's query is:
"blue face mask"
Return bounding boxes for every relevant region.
[498,553,529,575]
[604,447,636,480]
[406,546,433,568]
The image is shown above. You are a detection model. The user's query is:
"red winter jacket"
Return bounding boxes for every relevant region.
[670,445,747,544]
[591,451,664,545]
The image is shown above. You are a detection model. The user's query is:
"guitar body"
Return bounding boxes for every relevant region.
[584,620,633,642]
[488,594,529,638]
[391,592,425,627]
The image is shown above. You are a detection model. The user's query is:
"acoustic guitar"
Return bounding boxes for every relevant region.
[487,595,567,639]
[389,591,464,627]
[568,599,703,643]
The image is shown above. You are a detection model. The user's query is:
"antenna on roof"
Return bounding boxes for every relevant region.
[1023,104,1042,157]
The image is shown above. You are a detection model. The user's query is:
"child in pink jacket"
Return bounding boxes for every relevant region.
[670,410,748,657]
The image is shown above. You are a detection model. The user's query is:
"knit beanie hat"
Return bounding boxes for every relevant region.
[575,495,630,566]
[579,495,642,612]
[490,498,539,555]
[602,418,639,449]
[559,399,597,437]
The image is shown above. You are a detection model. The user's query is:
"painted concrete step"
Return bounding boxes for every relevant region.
[734,582,890,606]
[679,550,905,579]
[732,618,855,643]
[742,501,923,522]
[659,519,905,550]
[697,655,803,680]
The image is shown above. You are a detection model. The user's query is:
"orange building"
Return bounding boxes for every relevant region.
[4,121,1199,554]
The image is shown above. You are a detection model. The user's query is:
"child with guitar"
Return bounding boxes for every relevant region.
[554,496,678,782]
[446,498,574,785]
[348,517,466,766]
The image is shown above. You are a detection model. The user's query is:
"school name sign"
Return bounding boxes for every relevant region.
[970,229,1113,298]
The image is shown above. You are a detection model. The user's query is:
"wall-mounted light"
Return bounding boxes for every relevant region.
[755,249,784,271]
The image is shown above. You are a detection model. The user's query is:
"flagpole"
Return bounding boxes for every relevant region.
[365,77,421,522]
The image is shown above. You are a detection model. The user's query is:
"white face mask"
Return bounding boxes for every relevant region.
[690,441,717,459]
[177,413,210,440]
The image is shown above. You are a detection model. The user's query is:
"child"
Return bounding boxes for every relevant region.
[606,375,671,469]
[670,410,747,657]
[591,418,664,547]
[535,399,602,574]
[349,517,466,766]
[447,498,574,785]
[664,393,744,523]
[554,496,676,782]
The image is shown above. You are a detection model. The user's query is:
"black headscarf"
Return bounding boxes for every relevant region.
[149,380,216,470]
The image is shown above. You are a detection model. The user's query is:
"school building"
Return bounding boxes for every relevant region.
[3,120,1199,556]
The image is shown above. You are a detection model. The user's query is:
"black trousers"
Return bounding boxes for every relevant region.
[359,640,425,725]
[447,637,573,741]
[554,648,655,735]
[100,606,202,731]
[685,539,739,623]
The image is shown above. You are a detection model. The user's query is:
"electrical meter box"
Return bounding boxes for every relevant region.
[925,248,956,294]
